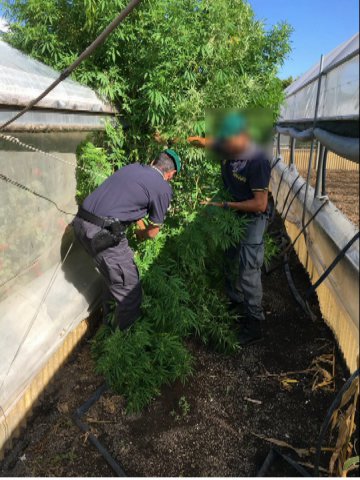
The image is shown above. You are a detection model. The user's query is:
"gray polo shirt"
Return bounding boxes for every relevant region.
[82,163,172,225]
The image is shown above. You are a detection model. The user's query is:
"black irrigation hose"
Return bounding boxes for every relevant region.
[257,447,311,477]
[266,200,327,276]
[284,252,317,321]
[271,157,282,170]
[73,383,127,477]
[279,174,301,217]
[283,200,328,256]
[282,182,306,223]
[274,166,289,210]
[314,368,360,477]
[306,231,360,299]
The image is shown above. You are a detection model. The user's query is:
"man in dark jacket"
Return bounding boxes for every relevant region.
[73,149,181,330]
[188,113,270,346]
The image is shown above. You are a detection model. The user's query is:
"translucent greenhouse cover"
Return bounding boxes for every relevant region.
[0,41,116,449]
[0,131,103,445]
[0,40,115,113]
[280,33,359,123]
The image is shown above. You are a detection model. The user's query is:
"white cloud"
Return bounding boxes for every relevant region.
[0,17,10,33]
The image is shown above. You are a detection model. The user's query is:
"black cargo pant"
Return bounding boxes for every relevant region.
[73,217,142,330]
[224,213,268,322]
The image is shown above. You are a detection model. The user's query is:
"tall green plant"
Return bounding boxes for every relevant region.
[3,0,290,411]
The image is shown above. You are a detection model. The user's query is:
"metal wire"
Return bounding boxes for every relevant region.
[0,173,77,217]
[0,132,107,181]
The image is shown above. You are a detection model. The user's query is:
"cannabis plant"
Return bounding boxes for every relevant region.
[3,0,291,411]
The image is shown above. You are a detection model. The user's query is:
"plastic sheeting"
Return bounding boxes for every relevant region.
[280,33,359,122]
[0,109,110,132]
[0,132,102,435]
[0,40,115,114]
[270,157,359,372]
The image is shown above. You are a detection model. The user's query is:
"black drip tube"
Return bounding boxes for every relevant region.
[306,231,360,299]
[73,383,127,477]
[284,251,317,321]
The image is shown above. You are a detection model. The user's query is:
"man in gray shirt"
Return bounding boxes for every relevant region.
[73,149,181,330]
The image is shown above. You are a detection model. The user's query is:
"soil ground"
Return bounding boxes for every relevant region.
[0,220,352,478]
[299,169,359,228]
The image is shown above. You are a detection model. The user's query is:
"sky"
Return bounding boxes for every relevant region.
[0,1,359,79]
[249,0,359,79]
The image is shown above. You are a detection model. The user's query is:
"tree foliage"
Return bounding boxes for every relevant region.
[281,75,295,90]
[3,0,291,411]
[3,0,291,153]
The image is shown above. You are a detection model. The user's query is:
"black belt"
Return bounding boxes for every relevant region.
[77,206,128,254]
[77,206,124,229]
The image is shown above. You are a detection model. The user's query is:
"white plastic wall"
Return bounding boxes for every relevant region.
[0,40,114,113]
[280,33,359,122]
[0,132,102,437]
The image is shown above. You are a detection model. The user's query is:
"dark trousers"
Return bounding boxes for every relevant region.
[225,213,268,322]
[73,217,142,330]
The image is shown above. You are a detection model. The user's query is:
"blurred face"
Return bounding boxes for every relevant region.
[223,132,250,155]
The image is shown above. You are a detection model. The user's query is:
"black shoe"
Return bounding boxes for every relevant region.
[238,318,263,346]
[228,300,245,314]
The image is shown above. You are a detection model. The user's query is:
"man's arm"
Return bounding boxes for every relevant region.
[202,190,268,214]
[187,136,214,149]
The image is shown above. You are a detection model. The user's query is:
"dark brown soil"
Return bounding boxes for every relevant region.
[299,169,359,227]
[0,224,350,477]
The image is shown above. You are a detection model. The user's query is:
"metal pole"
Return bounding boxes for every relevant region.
[301,54,324,231]
[290,137,296,166]
[277,133,281,158]
[321,148,328,197]
[314,140,320,170]
[315,144,326,198]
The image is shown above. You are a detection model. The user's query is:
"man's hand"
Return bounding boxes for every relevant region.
[187,136,211,148]
[136,219,147,231]
[200,200,223,207]
[200,190,268,214]
[135,223,160,241]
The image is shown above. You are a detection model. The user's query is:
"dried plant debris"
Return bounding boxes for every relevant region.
[329,376,359,477]
[252,432,314,458]
[311,353,336,392]
[259,351,336,392]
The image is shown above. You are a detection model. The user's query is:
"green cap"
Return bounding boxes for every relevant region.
[164,148,182,173]
[216,112,247,140]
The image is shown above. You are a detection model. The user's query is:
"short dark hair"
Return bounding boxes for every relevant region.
[153,152,176,172]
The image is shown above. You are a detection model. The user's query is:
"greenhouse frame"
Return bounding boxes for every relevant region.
[271,33,359,373]
[0,40,116,455]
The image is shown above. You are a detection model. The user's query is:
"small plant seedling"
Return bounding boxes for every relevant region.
[170,409,181,422]
[178,396,191,417]
[170,396,191,421]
